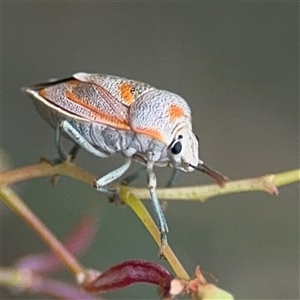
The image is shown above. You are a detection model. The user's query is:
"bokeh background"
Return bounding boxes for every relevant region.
[1,2,299,299]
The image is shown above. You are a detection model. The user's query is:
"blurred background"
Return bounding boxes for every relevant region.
[1,2,299,299]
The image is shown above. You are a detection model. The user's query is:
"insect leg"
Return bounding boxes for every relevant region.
[61,120,109,158]
[146,162,169,250]
[107,165,146,205]
[55,126,67,161]
[165,169,179,188]
[159,169,180,213]
[68,143,81,161]
[95,158,132,193]
[121,166,147,186]
[55,126,81,163]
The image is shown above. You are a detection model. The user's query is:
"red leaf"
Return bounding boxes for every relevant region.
[83,260,173,294]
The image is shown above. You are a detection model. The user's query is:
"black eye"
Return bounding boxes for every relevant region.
[171,141,182,155]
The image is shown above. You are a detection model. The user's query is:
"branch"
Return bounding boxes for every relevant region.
[0,185,86,284]
[119,186,190,281]
[1,161,299,299]
[130,169,300,201]
[1,161,299,202]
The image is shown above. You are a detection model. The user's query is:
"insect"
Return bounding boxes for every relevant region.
[22,72,228,253]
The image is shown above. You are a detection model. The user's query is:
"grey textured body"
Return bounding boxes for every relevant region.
[72,120,170,166]
[30,94,170,166]
[22,73,227,251]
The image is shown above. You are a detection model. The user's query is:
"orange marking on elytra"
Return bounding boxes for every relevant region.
[169,104,184,121]
[65,90,130,130]
[120,83,135,105]
[38,88,47,99]
[134,127,164,142]
[65,89,83,103]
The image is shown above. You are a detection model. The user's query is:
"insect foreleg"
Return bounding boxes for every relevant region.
[95,158,131,193]
[165,169,180,188]
[120,166,147,186]
[159,169,180,214]
[60,120,109,158]
[107,166,147,206]
[146,162,169,252]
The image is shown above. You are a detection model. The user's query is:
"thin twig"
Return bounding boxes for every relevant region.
[119,187,190,281]
[1,162,299,286]
[1,162,298,202]
[0,186,86,284]
[130,171,300,201]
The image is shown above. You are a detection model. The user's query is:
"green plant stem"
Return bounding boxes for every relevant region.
[1,161,299,286]
[119,186,190,280]
[1,162,299,201]
[130,169,300,201]
[0,161,94,187]
[0,185,86,284]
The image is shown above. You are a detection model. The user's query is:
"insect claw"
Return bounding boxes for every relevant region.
[159,233,168,259]
[93,179,98,189]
